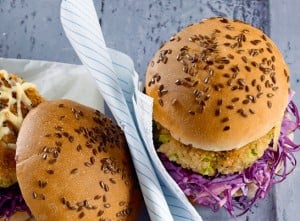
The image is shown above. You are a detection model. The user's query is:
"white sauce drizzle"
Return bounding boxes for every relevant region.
[0,70,36,145]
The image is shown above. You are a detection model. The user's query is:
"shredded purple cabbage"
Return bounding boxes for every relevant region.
[0,183,31,220]
[160,100,300,216]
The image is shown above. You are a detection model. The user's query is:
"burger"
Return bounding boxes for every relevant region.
[0,69,44,220]
[0,70,142,220]
[145,17,300,215]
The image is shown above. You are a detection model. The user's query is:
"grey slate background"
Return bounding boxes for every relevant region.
[0,0,299,221]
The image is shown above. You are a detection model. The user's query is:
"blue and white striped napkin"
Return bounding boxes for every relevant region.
[60,1,202,220]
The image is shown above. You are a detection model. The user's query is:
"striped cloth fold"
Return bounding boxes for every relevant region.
[60,1,202,220]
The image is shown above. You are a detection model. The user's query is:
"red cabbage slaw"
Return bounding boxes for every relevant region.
[0,183,31,220]
[160,100,300,216]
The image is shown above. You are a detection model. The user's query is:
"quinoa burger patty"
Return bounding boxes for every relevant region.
[156,123,280,176]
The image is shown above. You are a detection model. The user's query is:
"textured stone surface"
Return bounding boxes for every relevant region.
[100,0,270,81]
[270,2,300,221]
[0,1,299,221]
[0,1,80,63]
[0,0,269,81]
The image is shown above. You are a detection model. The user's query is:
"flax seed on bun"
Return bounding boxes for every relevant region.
[145,17,289,151]
[16,99,142,221]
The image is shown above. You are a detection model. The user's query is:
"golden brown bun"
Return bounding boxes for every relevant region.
[16,99,142,221]
[0,70,44,187]
[146,17,290,151]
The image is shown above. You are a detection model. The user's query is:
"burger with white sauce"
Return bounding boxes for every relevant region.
[0,70,142,220]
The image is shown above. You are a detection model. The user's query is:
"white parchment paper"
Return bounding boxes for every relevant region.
[0,58,104,112]
[60,0,203,220]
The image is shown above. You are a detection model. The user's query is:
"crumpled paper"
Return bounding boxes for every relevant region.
[0,57,104,112]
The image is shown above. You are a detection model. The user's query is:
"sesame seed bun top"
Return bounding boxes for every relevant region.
[16,99,142,220]
[145,17,290,151]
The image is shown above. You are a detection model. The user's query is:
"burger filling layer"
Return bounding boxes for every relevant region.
[155,122,279,176]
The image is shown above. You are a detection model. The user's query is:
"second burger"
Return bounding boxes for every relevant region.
[145,17,300,215]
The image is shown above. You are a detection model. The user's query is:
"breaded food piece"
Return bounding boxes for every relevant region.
[0,143,16,187]
[0,70,44,187]
[157,123,278,176]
